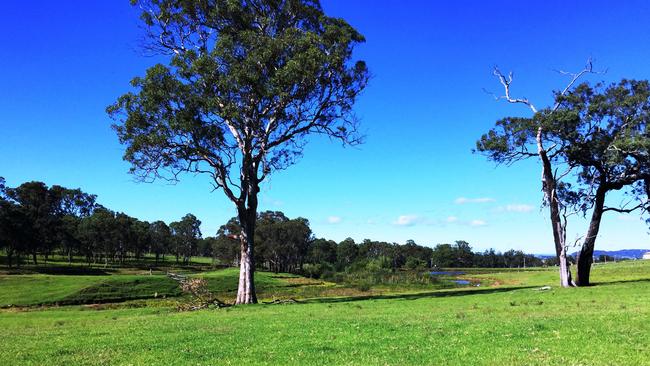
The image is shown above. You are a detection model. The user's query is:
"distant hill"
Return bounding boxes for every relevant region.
[536,249,650,260]
[572,249,650,259]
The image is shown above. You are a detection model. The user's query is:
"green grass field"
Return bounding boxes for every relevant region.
[1,261,649,365]
[0,269,326,307]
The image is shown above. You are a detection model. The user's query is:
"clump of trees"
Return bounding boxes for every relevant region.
[0,178,204,267]
[477,61,650,287]
[0,178,96,266]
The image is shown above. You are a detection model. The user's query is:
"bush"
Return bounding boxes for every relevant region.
[355,281,372,292]
[405,257,427,270]
[366,256,392,272]
[303,263,334,279]
[302,263,323,279]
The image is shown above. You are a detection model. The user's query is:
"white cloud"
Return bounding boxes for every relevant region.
[261,197,284,207]
[617,215,639,222]
[327,216,342,224]
[394,215,421,226]
[443,216,487,227]
[455,197,495,204]
[504,204,534,213]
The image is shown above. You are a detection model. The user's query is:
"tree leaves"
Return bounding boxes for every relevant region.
[108,0,369,200]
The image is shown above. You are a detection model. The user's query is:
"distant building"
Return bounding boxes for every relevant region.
[643,252,650,260]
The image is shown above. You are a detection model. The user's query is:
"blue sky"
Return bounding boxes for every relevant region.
[2,1,650,252]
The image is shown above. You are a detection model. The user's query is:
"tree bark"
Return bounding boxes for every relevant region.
[236,207,257,305]
[576,186,606,286]
[234,150,261,305]
[537,128,574,287]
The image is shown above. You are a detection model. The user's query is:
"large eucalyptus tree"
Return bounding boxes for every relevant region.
[108,0,368,304]
[478,64,650,286]
[544,80,650,285]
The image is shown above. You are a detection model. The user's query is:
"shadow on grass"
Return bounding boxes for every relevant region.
[297,285,538,305]
[0,262,229,276]
[589,278,650,287]
[2,266,114,276]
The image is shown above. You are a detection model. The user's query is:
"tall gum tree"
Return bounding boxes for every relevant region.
[476,61,598,287]
[544,80,650,285]
[478,63,650,287]
[108,0,369,304]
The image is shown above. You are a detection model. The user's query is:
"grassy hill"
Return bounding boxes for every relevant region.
[0,261,649,365]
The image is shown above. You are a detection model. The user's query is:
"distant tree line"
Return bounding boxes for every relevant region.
[0,178,205,267]
[210,214,547,278]
[1,178,546,271]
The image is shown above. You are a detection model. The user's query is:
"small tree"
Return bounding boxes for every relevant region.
[170,214,202,264]
[108,0,368,304]
[149,220,172,264]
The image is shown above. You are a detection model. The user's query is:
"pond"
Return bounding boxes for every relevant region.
[429,271,471,286]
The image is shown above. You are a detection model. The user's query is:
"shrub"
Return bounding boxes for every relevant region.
[405,257,427,270]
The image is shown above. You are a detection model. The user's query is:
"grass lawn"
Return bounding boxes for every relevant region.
[0,267,335,307]
[0,261,649,365]
[0,274,182,307]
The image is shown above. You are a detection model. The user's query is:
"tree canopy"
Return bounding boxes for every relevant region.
[477,77,650,285]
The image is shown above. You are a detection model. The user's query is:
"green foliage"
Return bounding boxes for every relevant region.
[478,79,650,218]
[108,0,369,189]
[109,0,369,303]
[365,256,392,272]
[308,238,338,265]
[302,262,333,279]
[336,237,358,267]
[475,117,538,164]
[170,214,202,264]
[0,180,97,266]
[255,211,312,273]
[405,256,426,270]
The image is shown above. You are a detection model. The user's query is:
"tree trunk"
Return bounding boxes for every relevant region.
[537,127,574,287]
[576,186,606,286]
[235,211,257,305]
[558,244,573,287]
[234,156,260,305]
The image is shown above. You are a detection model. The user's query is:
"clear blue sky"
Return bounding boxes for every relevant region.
[2,1,650,253]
